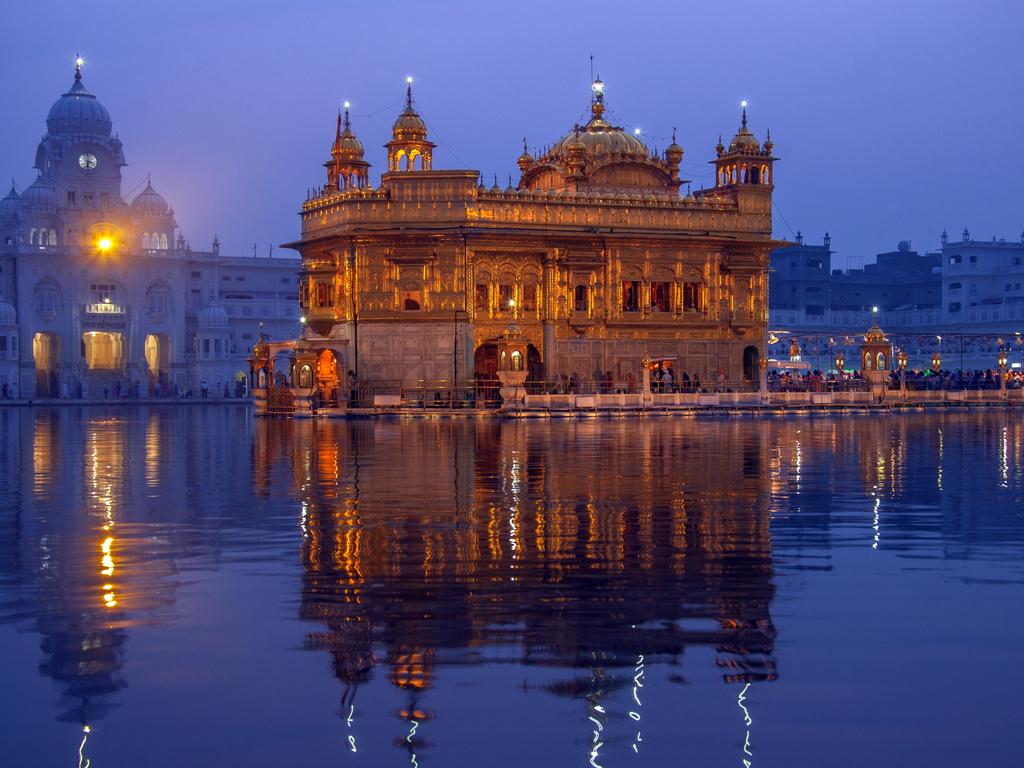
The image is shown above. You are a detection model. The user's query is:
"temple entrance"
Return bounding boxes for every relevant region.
[474,343,498,379]
[145,333,170,392]
[526,344,543,392]
[83,332,125,370]
[316,348,341,406]
[33,332,60,397]
[271,350,293,388]
[743,345,759,382]
[473,343,500,407]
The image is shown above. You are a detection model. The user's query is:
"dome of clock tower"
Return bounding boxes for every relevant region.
[46,61,113,138]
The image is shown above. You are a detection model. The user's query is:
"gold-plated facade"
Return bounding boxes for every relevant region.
[288,80,779,387]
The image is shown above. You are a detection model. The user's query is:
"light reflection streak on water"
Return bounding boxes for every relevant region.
[347,704,357,753]
[737,683,753,768]
[77,725,91,768]
[630,654,645,755]
[873,497,881,550]
[588,702,605,768]
[1000,427,1009,489]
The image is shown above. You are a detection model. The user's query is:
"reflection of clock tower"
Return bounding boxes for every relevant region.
[34,57,129,248]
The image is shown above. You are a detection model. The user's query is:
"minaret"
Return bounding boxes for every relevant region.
[712,101,775,188]
[385,78,435,172]
[326,102,370,191]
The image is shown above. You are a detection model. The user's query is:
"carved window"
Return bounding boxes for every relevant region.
[682,282,704,312]
[651,282,671,312]
[521,284,537,312]
[402,290,421,310]
[498,284,513,311]
[574,284,589,313]
[622,281,640,312]
[475,284,489,311]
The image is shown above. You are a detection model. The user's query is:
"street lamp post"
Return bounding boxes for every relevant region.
[897,349,908,396]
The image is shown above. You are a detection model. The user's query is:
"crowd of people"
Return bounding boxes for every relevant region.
[766,368,1023,391]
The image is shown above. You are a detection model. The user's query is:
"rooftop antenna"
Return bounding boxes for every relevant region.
[589,54,594,84]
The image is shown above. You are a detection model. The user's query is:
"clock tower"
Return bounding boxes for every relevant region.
[33,57,128,249]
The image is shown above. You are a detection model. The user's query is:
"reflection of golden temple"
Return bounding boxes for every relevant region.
[283,77,779,396]
[264,417,780,722]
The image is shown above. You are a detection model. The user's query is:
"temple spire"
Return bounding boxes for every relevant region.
[405,76,413,109]
[74,53,83,83]
[343,101,351,131]
[741,100,748,129]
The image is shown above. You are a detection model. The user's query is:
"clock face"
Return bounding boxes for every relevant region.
[78,153,98,171]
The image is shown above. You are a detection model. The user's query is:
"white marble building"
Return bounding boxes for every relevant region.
[0,61,299,398]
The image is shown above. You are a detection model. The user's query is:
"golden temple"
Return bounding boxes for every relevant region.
[284,77,778,394]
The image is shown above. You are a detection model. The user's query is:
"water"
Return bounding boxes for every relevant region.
[0,407,1022,767]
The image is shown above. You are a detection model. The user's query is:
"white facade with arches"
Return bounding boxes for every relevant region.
[0,62,299,399]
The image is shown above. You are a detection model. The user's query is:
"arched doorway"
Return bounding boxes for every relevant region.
[145,333,170,393]
[271,351,294,388]
[33,332,60,397]
[743,345,760,382]
[316,349,340,405]
[526,344,543,393]
[474,343,499,407]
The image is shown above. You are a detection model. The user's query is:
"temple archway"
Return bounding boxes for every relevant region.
[743,345,759,382]
[33,332,60,397]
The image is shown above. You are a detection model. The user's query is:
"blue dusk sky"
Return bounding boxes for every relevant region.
[0,0,1020,267]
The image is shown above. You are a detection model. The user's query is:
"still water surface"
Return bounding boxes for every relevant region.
[0,407,1022,767]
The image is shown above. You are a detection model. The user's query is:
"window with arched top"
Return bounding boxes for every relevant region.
[142,233,151,249]
[574,284,589,313]
[49,228,57,245]
[876,352,887,369]
[510,350,523,372]
[159,233,168,250]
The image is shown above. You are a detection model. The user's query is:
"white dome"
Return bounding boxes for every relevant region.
[20,178,57,212]
[131,180,170,217]
[197,299,229,329]
[46,70,112,137]
[0,183,18,222]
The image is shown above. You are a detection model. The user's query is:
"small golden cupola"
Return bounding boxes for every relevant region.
[326,102,370,191]
[385,78,435,172]
[712,101,776,187]
[516,138,534,174]
[519,76,683,196]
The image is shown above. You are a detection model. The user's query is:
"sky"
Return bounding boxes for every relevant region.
[1,0,1021,268]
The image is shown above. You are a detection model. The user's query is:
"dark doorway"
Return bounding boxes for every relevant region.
[743,345,759,382]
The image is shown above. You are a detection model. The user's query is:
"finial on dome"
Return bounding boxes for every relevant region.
[672,126,677,143]
[74,53,83,82]
[405,76,414,108]
[591,75,605,119]
[740,100,748,129]
[343,101,351,129]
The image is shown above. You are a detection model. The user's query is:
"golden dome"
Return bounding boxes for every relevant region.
[332,106,364,159]
[727,104,761,154]
[864,322,888,343]
[392,81,427,138]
